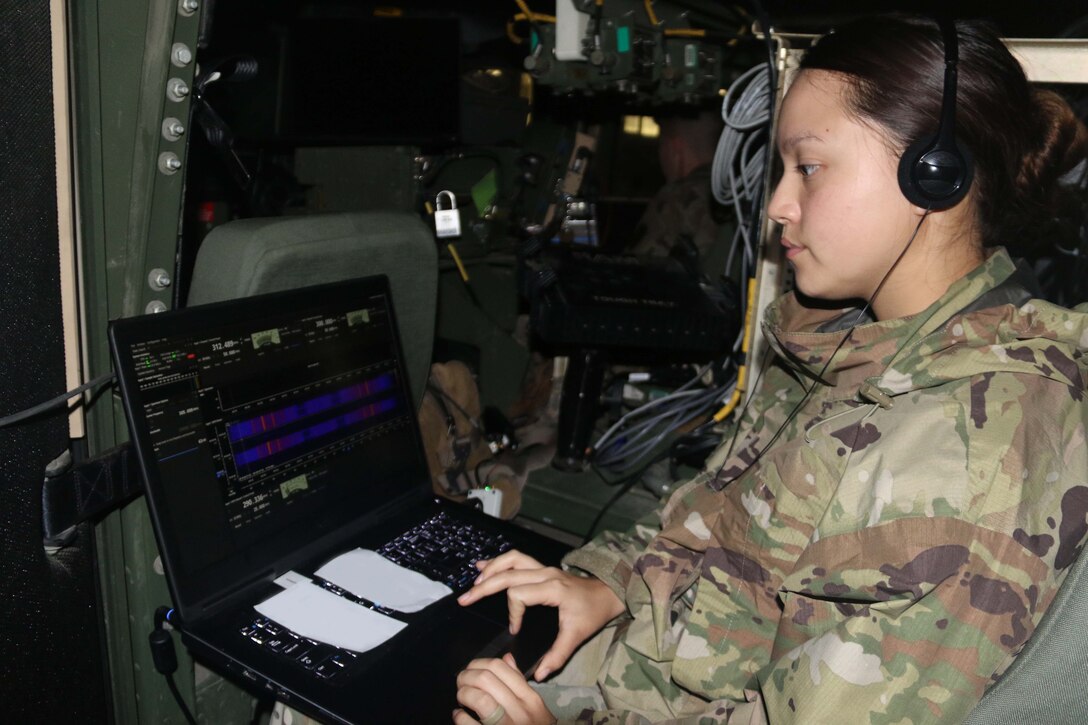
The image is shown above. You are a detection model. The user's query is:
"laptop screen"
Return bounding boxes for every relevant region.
[110,275,430,617]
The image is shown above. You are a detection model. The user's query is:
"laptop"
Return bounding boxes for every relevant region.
[109,274,570,723]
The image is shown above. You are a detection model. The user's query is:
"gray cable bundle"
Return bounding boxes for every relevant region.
[712,63,771,349]
[592,363,735,474]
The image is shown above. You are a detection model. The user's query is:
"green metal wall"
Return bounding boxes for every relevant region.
[71,0,253,721]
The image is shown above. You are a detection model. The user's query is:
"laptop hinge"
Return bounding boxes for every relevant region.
[198,567,279,618]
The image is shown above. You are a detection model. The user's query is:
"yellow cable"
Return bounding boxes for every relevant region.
[643,0,659,26]
[426,200,469,281]
[712,278,757,423]
[664,28,706,38]
[506,20,525,44]
[512,10,557,24]
[713,369,745,423]
[447,243,470,283]
[513,1,556,23]
[646,1,709,39]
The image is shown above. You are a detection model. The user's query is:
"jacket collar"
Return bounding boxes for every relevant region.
[762,248,1019,400]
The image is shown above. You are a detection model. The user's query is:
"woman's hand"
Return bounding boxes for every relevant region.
[453,653,556,725]
[457,550,625,680]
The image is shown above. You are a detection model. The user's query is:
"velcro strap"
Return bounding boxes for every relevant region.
[42,443,144,546]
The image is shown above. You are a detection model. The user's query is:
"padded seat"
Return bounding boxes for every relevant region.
[186,212,437,408]
[965,544,1088,723]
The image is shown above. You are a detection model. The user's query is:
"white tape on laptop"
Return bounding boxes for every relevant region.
[256,550,452,652]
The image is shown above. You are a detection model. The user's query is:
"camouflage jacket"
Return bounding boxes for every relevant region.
[630,164,721,263]
[562,248,1088,724]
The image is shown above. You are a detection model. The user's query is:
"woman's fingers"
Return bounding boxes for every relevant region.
[458,565,562,606]
[473,550,543,583]
[535,622,586,681]
[456,658,555,725]
[452,707,481,724]
[458,560,627,687]
[504,578,566,634]
[456,684,504,725]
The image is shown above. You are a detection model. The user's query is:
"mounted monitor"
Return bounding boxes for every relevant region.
[207,11,461,147]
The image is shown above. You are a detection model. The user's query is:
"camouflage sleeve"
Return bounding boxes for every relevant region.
[560,372,772,603]
[559,360,1086,724]
[558,515,1076,725]
[549,536,1038,725]
[561,513,664,605]
[555,694,770,725]
[758,377,1087,723]
[757,531,1056,724]
[754,374,1085,724]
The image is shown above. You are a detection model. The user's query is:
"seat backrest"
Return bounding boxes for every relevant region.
[187,211,437,409]
[964,543,1088,723]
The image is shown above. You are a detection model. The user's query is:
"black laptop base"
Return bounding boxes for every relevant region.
[180,498,568,724]
[189,595,561,723]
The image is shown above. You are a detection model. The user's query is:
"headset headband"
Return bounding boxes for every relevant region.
[895,17,974,209]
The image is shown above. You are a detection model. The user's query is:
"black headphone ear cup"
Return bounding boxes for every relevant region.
[897,135,974,209]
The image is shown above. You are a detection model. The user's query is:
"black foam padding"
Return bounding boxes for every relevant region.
[0,1,109,719]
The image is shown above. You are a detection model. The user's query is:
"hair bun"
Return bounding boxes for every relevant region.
[1001,90,1088,250]
[1019,90,1088,193]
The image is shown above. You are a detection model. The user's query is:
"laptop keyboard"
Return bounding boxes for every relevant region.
[240,617,360,682]
[377,510,513,591]
[238,511,513,684]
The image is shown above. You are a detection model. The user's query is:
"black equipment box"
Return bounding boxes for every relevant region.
[525,251,739,355]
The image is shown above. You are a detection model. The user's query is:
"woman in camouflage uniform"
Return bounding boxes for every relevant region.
[455,15,1088,725]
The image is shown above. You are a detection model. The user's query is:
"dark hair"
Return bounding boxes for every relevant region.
[799,14,1088,251]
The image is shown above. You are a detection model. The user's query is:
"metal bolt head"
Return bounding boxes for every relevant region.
[179,0,199,13]
[146,300,169,314]
[171,43,193,67]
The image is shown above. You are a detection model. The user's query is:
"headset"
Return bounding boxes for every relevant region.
[711,17,977,491]
[896,17,974,209]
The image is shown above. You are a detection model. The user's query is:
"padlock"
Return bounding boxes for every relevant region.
[434,190,462,239]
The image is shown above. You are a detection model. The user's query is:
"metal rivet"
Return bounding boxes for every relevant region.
[146,300,168,314]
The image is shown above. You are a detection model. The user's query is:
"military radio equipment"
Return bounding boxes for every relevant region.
[520,0,738,105]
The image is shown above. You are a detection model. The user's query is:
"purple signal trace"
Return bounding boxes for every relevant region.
[227,372,395,443]
[232,396,398,468]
